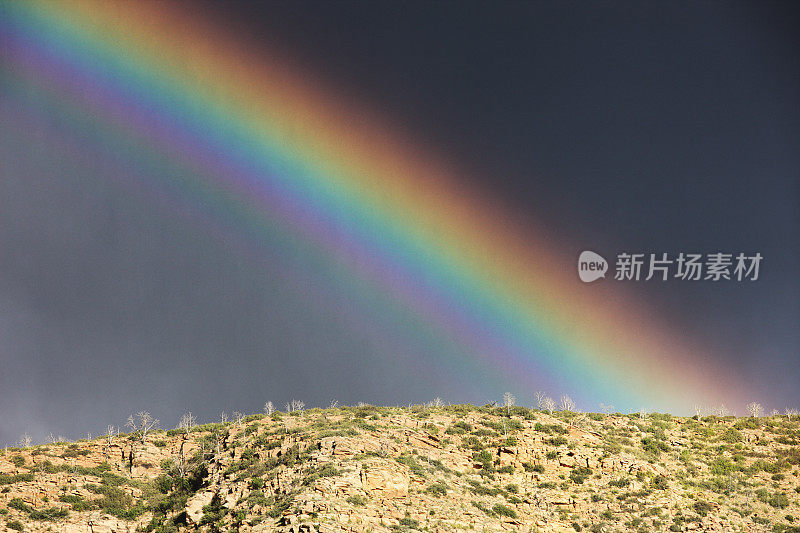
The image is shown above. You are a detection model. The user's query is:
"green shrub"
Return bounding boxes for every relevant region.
[89,485,143,519]
[246,490,269,508]
[735,417,759,430]
[28,507,69,521]
[651,474,669,490]
[492,503,517,518]
[317,428,358,439]
[453,421,472,432]
[8,499,32,513]
[267,492,296,519]
[36,461,60,474]
[710,458,735,476]
[722,428,742,443]
[7,498,69,521]
[473,450,495,473]
[424,482,448,497]
[399,517,420,528]
[771,493,790,509]
[154,474,173,494]
[0,473,35,485]
[641,437,669,457]
[693,500,713,516]
[570,466,592,484]
[6,520,24,531]
[99,471,129,487]
[466,480,503,496]
[10,456,26,467]
[396,455,427,477]
[346,495,368,506]
[302,464,340,485]
[778,447,800,466]
[59,494,94,511]
[62,446,89,458]
[200,494,225,526]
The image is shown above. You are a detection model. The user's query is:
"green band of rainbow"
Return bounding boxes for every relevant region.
[0,0,752,412]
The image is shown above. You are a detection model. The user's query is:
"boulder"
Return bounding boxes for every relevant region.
[359,461,409,498]
[186,490,215,526]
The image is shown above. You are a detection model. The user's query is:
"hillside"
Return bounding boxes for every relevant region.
[1,404,799,532]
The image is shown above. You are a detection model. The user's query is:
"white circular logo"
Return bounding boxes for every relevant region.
[578,251,607,282]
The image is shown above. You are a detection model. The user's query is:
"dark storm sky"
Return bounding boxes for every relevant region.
[1,1,798,445]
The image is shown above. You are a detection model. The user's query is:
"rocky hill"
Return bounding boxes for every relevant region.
[1,404,799,532]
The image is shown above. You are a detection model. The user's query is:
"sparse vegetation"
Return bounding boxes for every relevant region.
[0,402,797,532]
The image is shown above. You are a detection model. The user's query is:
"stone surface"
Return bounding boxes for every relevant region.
[1,408,798,532]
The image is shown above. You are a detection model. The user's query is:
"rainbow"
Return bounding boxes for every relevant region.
[0,0,752,413]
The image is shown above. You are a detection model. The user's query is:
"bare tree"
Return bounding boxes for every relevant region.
[503,392,516,415]
[711,404,729,417]
[693,404,704,418]
[785,408,799,420]
[571,413,589,429]
[103,425,115,460]
[18,433,32,448]
[177,412,196,436]
[599,403,614,415]
[47,433,57,444]
[233,411,245,429]
[220,411,228,424]
[638,408,649,420]
[535,391,546,411]
[379,436,390,457]
[285,400,305,413]
[126,411,159,444]
[263,402,274,416]
[542,397,556,415]
[328,399,339,409]
[745,402,763,418]
[560,395,576,413]
[430,397,444,408]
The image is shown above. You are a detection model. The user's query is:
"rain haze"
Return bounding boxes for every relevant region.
[1,1,798,445]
